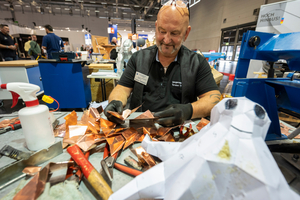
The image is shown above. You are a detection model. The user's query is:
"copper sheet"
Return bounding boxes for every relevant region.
[135,146,156,168]
[63,135,83,145]
[64,111,78,138]
[122,127,138,149]
[76,134,106,152]
[107,128,126,137]
[106,135,125,156]
[134,110,154,119]
[14,162,73,200]
[122,109,132,119]
[196,118,210,131]
[156,127,172,137]
[130,105,142,114]
[54,123,66,137]
[89,107,101,120]
[0,117,19,128]
[97,105,104,115]
[22,166,42,176]
[107,110,125,121]
[80,110,90,125]
[143,127,157,138]
[158,133,175,142]
[100,118,116,136]
[87,121,99,134]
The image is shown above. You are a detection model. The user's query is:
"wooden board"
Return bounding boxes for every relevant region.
[0,60,38,67]
[92,35,109,59]
[89,64,114,70]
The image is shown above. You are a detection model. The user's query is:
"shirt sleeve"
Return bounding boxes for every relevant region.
[195,54,219,97]
[42,36,47,47]
[118,53,137,88]
[61,39,64,48]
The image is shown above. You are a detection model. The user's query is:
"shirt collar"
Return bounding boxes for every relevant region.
[155,50,178,63]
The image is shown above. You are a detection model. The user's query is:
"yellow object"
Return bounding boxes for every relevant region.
[42,95,54,104]
[218,140,231,160]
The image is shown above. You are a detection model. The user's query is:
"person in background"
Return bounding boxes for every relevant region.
[128,35,136,48]
[64,41,71,52]
[0,24,18,61]
[29,34,41,60]
[42,24,64,59]
[104,0,221,127]
[111,37,117,46]
[24,36,31,57]
[80,45,84,51]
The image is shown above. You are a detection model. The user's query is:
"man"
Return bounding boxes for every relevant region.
[0,24,18,61]
[29,35,41,60]
[111,37,117,46]
[104,0,221,127]
[24,36,32,57]
[64,41,71,52]
[42,24,64,59]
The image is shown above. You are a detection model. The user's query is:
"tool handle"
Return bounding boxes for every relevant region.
[67,145,112,200]
[114,162,143,177]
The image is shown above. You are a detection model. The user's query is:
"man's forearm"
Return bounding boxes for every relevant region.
[0,44,8,48]
[108,85,133,107]
[191,90,221,119]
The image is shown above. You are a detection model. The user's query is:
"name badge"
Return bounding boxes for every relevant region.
[134,72,149,85]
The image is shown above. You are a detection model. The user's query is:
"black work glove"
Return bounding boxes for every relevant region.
[154,104,193,127]
[104,100,124,124]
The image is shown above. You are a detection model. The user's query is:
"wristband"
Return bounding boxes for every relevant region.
[6,46,8,49]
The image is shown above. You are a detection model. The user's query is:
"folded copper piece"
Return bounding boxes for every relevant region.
[87,121,99,134]
[89,107,101,120]
[122,109,132,120]
[107,110,125,121]
[158,133,175,142]
[122,127,138,149]
[180,125,196,140]
[80,110,90,125]
[97,105,104,115]
[0,117,19,128]
[133,128,145,143]
[134,110,154,119]
[135,146,156,168]
[22,166,42,176]
[63,135,83,145]
[156,127,172,137]
[130,105,142,114]
[76,134,106,152]
[196,118,210,131]
[14,162,73,200]
[143,127,157,138]
[107,127,126,137]
[106,135,125,156]
[54,123,66,137]
[64,111,78,138]
[100,118,116,136]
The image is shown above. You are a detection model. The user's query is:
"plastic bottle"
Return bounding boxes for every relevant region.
[222,74,235,98]
[0,83,55,151]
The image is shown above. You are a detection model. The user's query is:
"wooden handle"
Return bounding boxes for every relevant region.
[67,145,113,200]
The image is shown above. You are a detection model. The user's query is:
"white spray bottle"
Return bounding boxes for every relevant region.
[0,82,55,151]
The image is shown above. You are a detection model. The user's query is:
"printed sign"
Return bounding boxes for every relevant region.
[257,2,287,27]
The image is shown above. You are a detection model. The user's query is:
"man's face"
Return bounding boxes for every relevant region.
[32,35,37,41]
[155,7,190,57]
[1,26,9,35]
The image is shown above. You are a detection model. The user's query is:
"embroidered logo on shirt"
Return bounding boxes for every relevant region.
[172,81,182,88]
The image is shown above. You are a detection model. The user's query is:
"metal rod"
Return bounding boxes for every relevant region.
[0,174,26,190]
[287,126,300,139]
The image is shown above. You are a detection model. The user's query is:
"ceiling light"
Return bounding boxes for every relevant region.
[148,14,153,16]
[86,10,90,11]
[138,24,140,26]
[65,0,72,1]
[155,7,160,9]
[61,30,63,31]
[77,30,79,32]
[124,29,126,31]
[56,7,61,9]
[105,11,108,13]
[39,26,41,28]
[95,10,99,12]
[15,5,21,7]
[90,1,95,3]
[68,30,70,31]
[82,29,85,32]
[123,13,127,14]
[4,4,10,6]
[101,2,107,4]
[113,3,116,5]
[132,13,136,15]
[66,27,70,29]
[65,8,70,10]
[142,30,144,32]
[25,5,30,7]
[123,4,128,6]
[134,5,139,7]
[53,29,55,31]
[116,24,118,25]
[75,9,80,11]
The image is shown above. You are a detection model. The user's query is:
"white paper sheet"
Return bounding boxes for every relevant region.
[68,125,88,138]
[109,97,299,200]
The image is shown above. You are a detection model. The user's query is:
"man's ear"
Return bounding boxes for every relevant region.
[184,26,191,42]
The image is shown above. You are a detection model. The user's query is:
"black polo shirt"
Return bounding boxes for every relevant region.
[0,32,16,58]
[120,50,184,112]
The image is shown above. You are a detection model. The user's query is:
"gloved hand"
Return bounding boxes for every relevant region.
[104,100,124,124]
[154,104,193,127]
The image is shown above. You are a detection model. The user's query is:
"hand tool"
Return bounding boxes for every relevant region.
[0,145,31,160]
[0,141,63,189]
[129,118,158,128]
[65,151,90,184]
[101,143,142,184]
[0,120,21,134]
[67,144,112,200]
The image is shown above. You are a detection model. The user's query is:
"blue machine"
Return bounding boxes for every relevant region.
[38,60,92,109]
[232,30,300,141]
[202,52,226,63]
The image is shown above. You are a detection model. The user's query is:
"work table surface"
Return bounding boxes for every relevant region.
[0,60,38,67]
[0,111,200,199]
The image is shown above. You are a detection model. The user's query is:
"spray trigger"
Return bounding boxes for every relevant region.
[11,91,20,108]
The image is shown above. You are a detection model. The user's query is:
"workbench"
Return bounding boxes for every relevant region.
[0,60,43,100]
[0,112,199,199]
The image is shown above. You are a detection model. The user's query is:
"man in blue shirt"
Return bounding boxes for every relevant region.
[42,24,64,59]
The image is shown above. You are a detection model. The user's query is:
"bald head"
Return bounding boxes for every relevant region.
[155,1,191,57]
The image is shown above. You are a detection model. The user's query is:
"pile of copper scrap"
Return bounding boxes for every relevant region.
[135,146,157,169]
[56,108,177,156]
[196,118,210,131]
